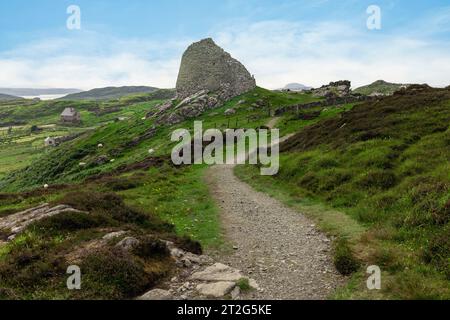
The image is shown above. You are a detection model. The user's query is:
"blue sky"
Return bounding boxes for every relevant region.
[0,0,449,89]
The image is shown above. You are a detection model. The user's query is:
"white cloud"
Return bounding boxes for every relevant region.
[212,20,450,89]
[0,20,449,90]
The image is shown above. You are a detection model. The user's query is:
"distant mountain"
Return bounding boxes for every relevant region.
[0,88,82,97]
[176,38,256,100]
[60,86,159,101]
[279,83,312,92]
[353,80,409,96]
[0,93,22,101]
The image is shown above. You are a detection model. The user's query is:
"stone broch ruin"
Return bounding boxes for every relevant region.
[176,38,256,101]
[147,38,257,125]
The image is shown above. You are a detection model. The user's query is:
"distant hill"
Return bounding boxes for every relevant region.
[0,88,81,97]
[120,89,176,104]
[353,80,409,96]
[279,83,312,92]
[0,93,22,101]
[60,86,159,101]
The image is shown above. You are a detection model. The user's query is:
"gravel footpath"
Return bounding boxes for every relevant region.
[206,164,345,300]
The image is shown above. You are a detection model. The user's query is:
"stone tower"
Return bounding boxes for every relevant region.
[176,38,256,101]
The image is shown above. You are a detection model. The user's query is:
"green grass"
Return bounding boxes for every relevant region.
[234,86,450,299]
[0,95,169,183]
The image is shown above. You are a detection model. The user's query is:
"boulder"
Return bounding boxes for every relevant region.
[196,281,236,298]
[137,289,172,300]
[0,204,87,239]
[230,286,241,300]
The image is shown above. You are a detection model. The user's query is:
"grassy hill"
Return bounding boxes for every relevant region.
[354,80,408,96]
[60,86,159,101]
[0,89,179,181]
[0,87,319,299]
[1,85,449,299]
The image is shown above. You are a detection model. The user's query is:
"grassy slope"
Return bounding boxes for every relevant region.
[0,178,194,299]
[236,86,450,299]
[4,85,449,299]
[0,87,314,244]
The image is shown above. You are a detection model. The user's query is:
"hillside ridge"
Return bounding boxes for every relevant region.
[60,86,159,101]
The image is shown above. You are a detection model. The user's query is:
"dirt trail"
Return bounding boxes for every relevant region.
[206,131,345,300]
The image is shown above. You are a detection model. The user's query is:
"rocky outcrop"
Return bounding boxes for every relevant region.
[279,83,312,92]
[0,203,257,301]
[0,204,86,241]
[148,90,221,126]
[311,80,351,98]
[176,38,256,101]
